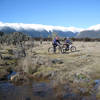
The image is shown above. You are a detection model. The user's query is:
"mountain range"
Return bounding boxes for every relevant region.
[76,30,100,38]
[0,22,100,38]
[0,26,78,38]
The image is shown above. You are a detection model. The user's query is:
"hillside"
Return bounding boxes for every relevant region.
[0,26,78,38]
[77,30,100,38]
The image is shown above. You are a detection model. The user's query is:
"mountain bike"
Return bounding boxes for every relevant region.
[61,43,76,53]
[48,44,63,54]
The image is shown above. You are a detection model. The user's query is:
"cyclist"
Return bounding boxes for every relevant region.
[52,36,61,53]
[65,37,72,50]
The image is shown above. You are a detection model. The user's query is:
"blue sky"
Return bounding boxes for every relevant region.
[0,0,100,28]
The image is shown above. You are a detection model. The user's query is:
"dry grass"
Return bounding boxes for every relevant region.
[31,41,100,81]
[1,41,100,83]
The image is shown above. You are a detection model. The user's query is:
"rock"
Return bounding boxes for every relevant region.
[10,72,29,83]
[10,73,19,81]
[7,71,16,80]
[51,59,64,64]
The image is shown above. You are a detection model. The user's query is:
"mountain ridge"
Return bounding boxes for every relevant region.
[0,26,78,38]
[77,30,100,38]
[1,22,100,38]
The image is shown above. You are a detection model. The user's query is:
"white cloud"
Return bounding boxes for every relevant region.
[87,24,100,31]
[0,21,84,32]
[0,21,100,32]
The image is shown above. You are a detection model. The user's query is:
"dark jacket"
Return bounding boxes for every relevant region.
[52,38,60,45]
[65,39,72,44]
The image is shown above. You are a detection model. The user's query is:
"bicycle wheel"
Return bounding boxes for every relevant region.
[48,47,54,53]
[61,44,67,53]
[70,46,76,52]
[56,46,63,54]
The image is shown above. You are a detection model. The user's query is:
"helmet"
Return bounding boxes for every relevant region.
[66,37,69,39]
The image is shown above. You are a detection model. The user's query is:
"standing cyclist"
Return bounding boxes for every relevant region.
[52,36,61,53]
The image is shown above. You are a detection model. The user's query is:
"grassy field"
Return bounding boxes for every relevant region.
[31,41,100,81]
[0,41,100,99]
[0,41,100,82]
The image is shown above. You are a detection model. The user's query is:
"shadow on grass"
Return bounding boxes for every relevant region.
[62,50,80,54]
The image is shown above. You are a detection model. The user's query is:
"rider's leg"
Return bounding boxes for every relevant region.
[53,44,56,53]
[66,44,69,50]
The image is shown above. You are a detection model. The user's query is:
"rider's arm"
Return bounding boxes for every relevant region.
[57,40,61,45]
[69,40,72,44]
